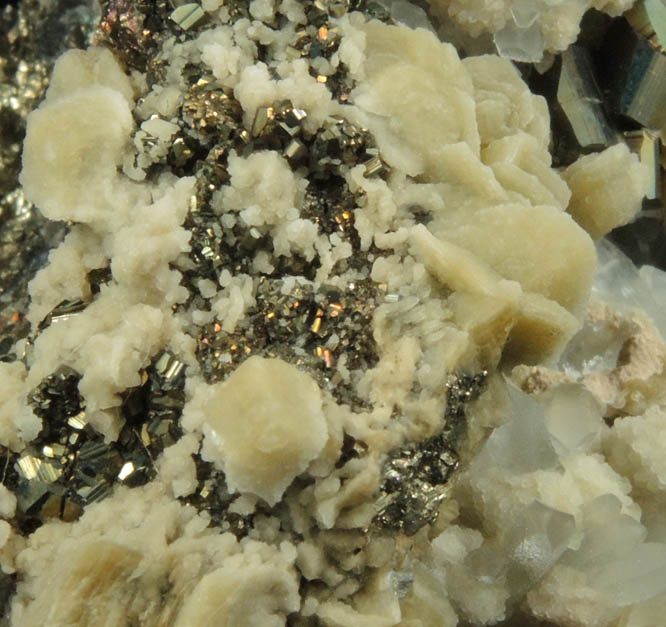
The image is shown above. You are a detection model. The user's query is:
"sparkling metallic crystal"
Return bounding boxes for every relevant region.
[601,11,666,131]
[373,371,487,535]
[3,0,469,582]
[181,456,255,539]
[556,46,618,155]
[97,0,200,72]
[194,276,381,409]
[0,351,186,531]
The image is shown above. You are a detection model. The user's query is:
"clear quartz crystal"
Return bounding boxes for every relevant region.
[389,1,435,31]
[562,495,666,605]
[494,19,545,62]
[594,239,666,337]
[374,0,435,31]
[511,0,542,28]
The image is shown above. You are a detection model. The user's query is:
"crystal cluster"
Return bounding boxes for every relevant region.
[2,1,666,626]
[374,371,487,535]
[4,350,186,534]
[0,0,98,359]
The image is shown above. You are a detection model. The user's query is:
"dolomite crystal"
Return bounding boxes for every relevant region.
[1,1,664,626]
[200,356,328,505]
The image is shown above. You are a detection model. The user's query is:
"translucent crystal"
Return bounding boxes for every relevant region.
[389,1,435,31]
[566,495,666,605]
[542,384,603,456]
[504,501,576,597]
[565,495,643,567]
[511,0,541,28]
[595,542,666,605]
[469,384,559,476]
[494,20,545,63]
[593,239,666,338]
[559,317,626,376]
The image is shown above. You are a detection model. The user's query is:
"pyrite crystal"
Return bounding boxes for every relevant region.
[553,45,618,161]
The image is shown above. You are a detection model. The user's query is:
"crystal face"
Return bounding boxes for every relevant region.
[2,1,666,626]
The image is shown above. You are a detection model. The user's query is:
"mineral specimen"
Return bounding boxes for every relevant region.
[2,1,666,626]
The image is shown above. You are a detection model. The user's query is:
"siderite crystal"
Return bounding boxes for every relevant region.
[199,356,328,506]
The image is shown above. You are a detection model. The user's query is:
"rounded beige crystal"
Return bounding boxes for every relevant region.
[201,356,328,505]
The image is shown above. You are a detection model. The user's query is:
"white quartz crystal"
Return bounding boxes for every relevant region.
[200,356,328,505]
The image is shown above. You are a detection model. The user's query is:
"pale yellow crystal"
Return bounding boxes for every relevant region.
[564,143,649,241]
[174,553,300,627]
[15,540,141,627]
[439,203,596,313]
[201,356,328,505]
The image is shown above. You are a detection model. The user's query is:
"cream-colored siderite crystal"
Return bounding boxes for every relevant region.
[15,540,142,627]
[174,550,300,626]
[201,356,328,505]
[20,86,133,224]
[463,55,550,150]
[352,20,479,181]
[20,47,138,226]
[436,203,596,313]
[12,6,666,627]
[563,143,650,240]
[45,47,135,105]
[505,291,580,365]
[409,224,583,364]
